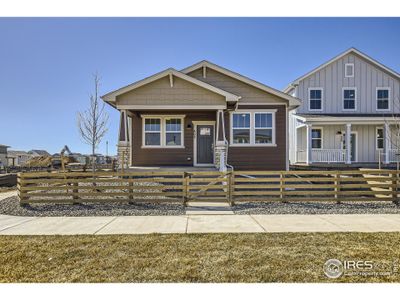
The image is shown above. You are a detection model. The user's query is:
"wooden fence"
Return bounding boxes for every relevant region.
[17,169,400,205]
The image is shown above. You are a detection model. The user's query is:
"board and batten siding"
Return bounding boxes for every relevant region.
[296,53,400,114]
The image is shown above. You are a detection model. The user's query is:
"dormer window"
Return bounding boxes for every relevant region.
[345,63,354,77]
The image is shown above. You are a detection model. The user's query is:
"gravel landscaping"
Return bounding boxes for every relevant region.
[232,201,400,214]
[0,196,185,217]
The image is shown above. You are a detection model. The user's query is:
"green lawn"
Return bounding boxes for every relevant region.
[0,233,399,283]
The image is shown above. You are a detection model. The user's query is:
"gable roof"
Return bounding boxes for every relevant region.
[28,150,50,156]
[181,60,301,108]
[284,47,400,93]
[101,68,241,104]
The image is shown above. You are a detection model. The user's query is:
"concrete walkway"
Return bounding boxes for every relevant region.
[1,213,400,235]
[1,191,400,235]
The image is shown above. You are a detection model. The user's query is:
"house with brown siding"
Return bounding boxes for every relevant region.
[102,61,300,171]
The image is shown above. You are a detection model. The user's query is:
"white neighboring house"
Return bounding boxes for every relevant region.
[285,48,400,166]
[7,150,33,167]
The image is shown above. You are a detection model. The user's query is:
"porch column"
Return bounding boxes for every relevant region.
[117,110,131,169]
[345,123,351,164]
[306,123,312,165]
[215,109,228,171]
[384,123,390,164]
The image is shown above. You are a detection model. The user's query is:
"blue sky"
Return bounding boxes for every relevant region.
[1,18,400,155]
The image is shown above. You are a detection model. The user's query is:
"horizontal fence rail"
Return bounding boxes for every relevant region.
[17,169,400,205]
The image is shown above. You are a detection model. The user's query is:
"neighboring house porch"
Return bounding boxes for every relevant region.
[292,114,400,165]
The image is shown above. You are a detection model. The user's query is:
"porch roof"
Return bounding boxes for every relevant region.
[295,113,400,125]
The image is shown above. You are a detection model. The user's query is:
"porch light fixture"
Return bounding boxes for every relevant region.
[187,123,192,129]
[336,131,342,136]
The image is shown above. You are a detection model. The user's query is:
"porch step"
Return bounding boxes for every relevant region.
[185,201,233,215]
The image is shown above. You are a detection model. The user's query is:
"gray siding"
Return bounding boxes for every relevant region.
[296,53,400,114]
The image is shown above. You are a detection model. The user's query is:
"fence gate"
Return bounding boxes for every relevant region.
[184,171,231,204]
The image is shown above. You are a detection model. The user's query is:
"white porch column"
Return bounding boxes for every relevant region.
[306,123,312,165]
[345,123,351,164]
[384,123,390,164]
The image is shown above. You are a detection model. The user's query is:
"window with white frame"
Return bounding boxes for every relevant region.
[377,88,390,110]
[311,129,322,149]
[343,88,356,110]
[165,118,182,146]
[143,116,184,147]
[345,63,354,77]
[255,113,273,144]
[376,128,384,150]
[232,113,250,144]
[231,111,275,146]
[309,89,322,111]
[144,118,161,146]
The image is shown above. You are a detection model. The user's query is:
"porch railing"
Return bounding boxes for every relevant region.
[378,149,400,165]
[296,149,346,163]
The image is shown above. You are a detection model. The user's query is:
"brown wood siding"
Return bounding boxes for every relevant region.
[225,105,287,170]
[131,111,216,166]
[188,68,287,105]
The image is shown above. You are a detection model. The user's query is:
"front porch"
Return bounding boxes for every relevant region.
[293,114,400,165]
[117,109,229,171]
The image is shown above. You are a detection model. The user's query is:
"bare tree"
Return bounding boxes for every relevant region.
[77,73,109,172]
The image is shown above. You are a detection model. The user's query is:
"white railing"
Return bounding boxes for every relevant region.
[296,150,307,163]
[296,149,346,163]
[312,149,346,163]
[378,149,400,165]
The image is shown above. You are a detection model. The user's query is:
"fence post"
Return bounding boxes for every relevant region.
[183,172,189,206]
[229,172,235,206]
[18,173,29,206]
[72,182,79,202]
[335,172,341,204]
[280,172,287,203]
[392,172,398,204]
[128,175,134,204]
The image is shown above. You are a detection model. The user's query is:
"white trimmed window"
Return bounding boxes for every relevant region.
[255,113,273,144]
[376,128,384,150]
[165,118,182,146]
[377,88,390,111]
[343,88,356,110]
[142,116,184,148]
[309,88,323,111]
[232,113,250,144]
[231,111,276,146]
[144,118,161,146]
[311,129,322,149]
[345,63,354,77]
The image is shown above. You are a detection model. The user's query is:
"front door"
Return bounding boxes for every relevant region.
[196,124,214,165]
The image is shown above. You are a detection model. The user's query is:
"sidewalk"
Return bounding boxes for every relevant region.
[2,191,400,235]
[1,213,400,235]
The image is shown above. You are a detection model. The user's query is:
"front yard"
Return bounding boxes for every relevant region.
[1,232,399,283]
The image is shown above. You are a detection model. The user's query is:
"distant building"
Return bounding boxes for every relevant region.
[28,150,51,157]
[0,144,9,167]
[7,150,33,167]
